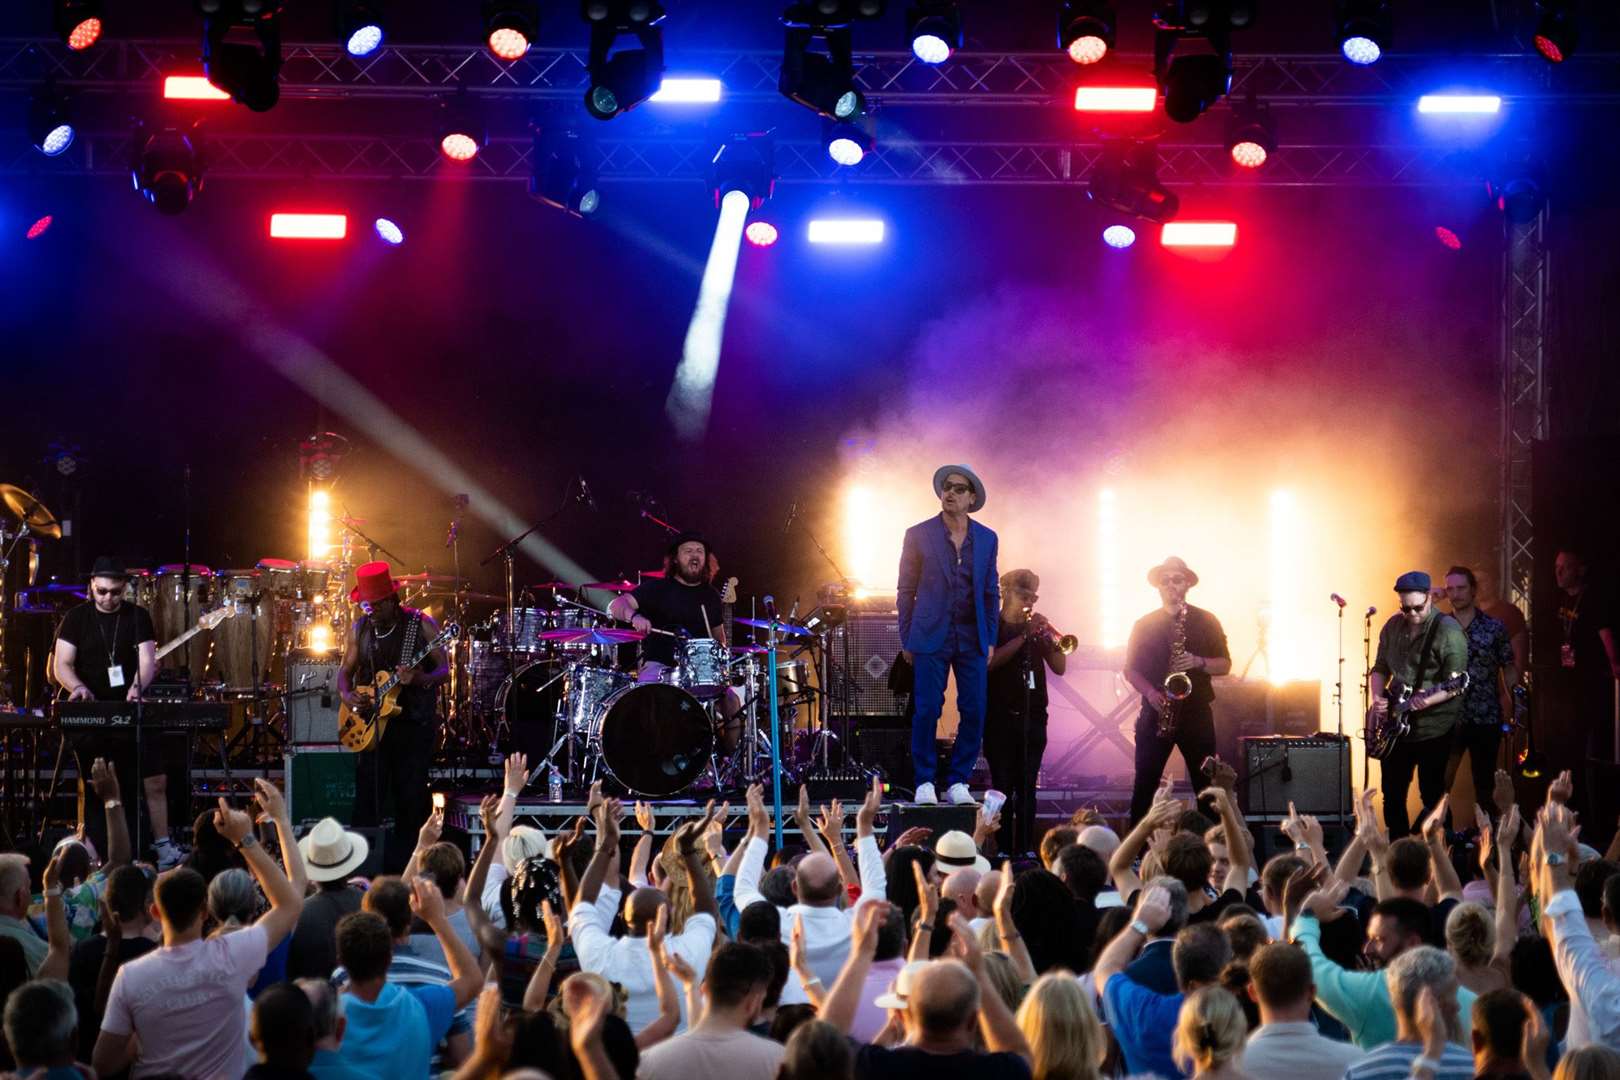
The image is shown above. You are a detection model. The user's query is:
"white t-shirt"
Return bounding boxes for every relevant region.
[638,1025,786,1080]
[102,924,269,1079]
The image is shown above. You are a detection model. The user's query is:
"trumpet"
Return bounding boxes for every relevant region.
[1023,609,1078,655]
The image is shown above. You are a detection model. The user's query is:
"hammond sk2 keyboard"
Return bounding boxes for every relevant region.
[52,700,229,732]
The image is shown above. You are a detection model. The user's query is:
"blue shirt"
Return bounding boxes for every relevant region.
[336,982,455,1080]
[717,874,741,937]
[1102,972,1186,1079]
[948,530,976,627]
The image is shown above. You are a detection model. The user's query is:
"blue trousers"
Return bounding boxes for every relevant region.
[911,638,988,788]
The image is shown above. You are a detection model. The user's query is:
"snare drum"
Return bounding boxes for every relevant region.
[492,608,551,653]
[561,662,632,731]
[675,638,728,699]
[153,564,212,676]
[596,682,713,797]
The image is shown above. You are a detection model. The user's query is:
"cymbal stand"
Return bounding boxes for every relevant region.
[0,523,34,706]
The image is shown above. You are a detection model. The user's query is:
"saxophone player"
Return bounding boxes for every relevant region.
[986,569,1071,857]
[1124,556,1232,823]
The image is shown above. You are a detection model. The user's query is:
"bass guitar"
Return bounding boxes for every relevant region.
[155,606,235,663]
[338,621,459,752]
[1366,671,1471,760]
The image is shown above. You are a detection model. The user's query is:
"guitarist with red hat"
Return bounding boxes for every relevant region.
[337,561,451,872]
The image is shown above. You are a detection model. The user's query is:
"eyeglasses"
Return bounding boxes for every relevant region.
[92,587,124,597]
[1161,575,1188,586]
[1400,603,1427,613]
[941,482,972,495]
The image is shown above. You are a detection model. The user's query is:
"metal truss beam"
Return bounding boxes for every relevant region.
[2,38,1619,106]
[1500,208,1549,624]
[1,130,1463,187]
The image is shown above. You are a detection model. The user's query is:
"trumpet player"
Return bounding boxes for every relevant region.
[987,569,1070,856]
[1125,557,1232,823]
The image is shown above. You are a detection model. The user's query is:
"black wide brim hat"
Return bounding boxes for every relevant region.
[666,530,711,558]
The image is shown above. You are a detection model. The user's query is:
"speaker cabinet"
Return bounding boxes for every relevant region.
[1241,734,1352,818]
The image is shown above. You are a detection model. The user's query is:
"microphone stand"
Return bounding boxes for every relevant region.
[340,517,409,569]
[1362,608,1375,794]
[785,510,859,769]
[480,485,575,729]
[1334,599,1346,832]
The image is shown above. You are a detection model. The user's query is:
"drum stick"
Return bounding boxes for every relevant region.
[701,605,713,639]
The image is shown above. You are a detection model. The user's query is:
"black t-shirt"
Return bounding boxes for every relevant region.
[285,884,364,981]
[55,602,157,700]
[856,1045,1032,1080]
[1126,605,1230,708]
[629,577,723,666]
[987,618,1048,724]
[1561,582,1617,687]
[355,610,438,723]
[70,933,158,1058]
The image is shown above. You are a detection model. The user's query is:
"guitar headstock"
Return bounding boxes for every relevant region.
[721,577,739,605]
[200,606,234,630]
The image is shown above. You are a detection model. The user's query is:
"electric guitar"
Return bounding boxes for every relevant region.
[154,606,235,663]
[1366,671,1471,760]
[720,576,738,646]
[338,621,459,752]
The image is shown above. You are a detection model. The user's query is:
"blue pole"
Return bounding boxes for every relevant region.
[768,619,784,852]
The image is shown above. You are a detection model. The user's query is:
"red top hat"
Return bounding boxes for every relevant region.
[349,561,399,604]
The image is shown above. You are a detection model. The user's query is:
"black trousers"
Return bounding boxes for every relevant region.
[983,711,1046,857]
[353,715,436,873]
[1444,723,1503,817]
[1379,732,1450,837]
[1130,701,1218,825]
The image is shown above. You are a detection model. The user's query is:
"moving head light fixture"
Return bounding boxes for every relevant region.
[196,0,285,112]
[583,1,667,120]
[780,2,883,123]
[1152,1,1252,124]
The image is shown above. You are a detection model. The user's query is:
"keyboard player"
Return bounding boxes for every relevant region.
[52,556,180,869]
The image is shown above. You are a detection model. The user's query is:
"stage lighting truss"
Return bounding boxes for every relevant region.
[780,5,870,123]
[199,0,285,112]
[1532,1,1577,64]
[1334,0,1390,66]
[530,128,601,217]
[1224,95,1274,169]
[131,124,203,214]
[28,83,75,157]
[709,131,776,210]
[335,0,385,58]
[906,1,961,65]
[583,1,667,120]
[484,1,540,61]
[1085,139,1179,222]
[54,0,104,51]
[1060,1,1115,65]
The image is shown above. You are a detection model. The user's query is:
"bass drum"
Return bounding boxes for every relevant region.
[496,659,567,765]
[597,683,713,797]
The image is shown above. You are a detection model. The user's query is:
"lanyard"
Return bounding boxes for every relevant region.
[95,607,126,666]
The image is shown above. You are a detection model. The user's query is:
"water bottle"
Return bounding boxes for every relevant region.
[548,767,563,804]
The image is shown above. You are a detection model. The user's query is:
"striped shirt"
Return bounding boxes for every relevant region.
[1343,1040,1474,1080]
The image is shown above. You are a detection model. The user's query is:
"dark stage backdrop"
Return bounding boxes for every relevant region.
[1,179,1501,610]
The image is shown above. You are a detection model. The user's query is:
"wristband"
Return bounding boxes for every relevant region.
[1131,919,1151,936]
[104,799,122,810]
[917,921,934,933]
[804,976,824,987]
[43,886,62,898]
[1295,842,1312,851]
[503,790,521,800]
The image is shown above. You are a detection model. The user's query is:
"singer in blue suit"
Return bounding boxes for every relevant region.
[897,464,999,806]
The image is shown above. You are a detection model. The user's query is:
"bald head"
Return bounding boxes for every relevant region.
[625,887,668,936]
[1077,825,1120,862]
[942,869,981,918]
[974,871,1001,918]
[796,853,842,906]
[908,960,980,1043]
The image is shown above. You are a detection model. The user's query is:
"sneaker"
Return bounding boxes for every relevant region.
[946,783,977,806]
[153,837,184,871]
[914,782,938,805]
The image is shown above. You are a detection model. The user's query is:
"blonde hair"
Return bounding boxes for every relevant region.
[1445,901,1493,969]
[981,951,1026,1015]
[1172,986,1248,1074]
[1015,973,1103,1080]
[655,834,714,934]
[501,826,548,876]
[1556,1046,1620,1080]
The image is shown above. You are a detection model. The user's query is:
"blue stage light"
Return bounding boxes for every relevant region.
[374,218,404,245]
[346,23,383,56]
[1102,224,1136,249]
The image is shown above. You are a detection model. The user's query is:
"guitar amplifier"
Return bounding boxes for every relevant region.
[287,656,342,744]
[826,608,907,717]
[1242,734,1352,818]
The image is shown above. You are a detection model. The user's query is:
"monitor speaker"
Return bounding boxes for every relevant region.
[1241,734,1351,818]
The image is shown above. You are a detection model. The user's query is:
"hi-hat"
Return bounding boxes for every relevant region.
[529,581,574,591]
[582,580,637,593]
[537,627,646,644]
[0,484,62,539]
[397,573,468,585]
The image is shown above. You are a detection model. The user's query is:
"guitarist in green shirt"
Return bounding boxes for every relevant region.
[1369,571,1469,838]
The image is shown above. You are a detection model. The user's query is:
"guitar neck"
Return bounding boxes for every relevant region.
[154,626,204,663]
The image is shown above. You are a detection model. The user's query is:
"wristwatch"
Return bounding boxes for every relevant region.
[235,833,259,852]
[1131,918,1151,936]
[1545,852,1566,867]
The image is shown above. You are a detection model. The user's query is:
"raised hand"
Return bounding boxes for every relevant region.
[542,898,566,953]
[817,799,846,840]
[856,775,882,836]
[595,797,623,851]
[1493,768,1517,813]
[1133,884,1173,935]
[891,825,933,850]
[1280,801,1306,844]
[1549,770,1574,806]
[1302,875,1351,921]
[912,860,939,925]
[992,859,1015,920]
[790,913,811,977]
[410,875,448,924]
[213,797,253,845]
[746,783,769,837]
[1420,794,1451,844]
[850,900,891,960]
[1301,814,1324,852]
[251,778,288,824]
[418,805,445,850]
[503,751,530,795]
[1201,755,1238,792]
[1282,863,1328,925]
[648,902,669,957]
[89,757,121,803]
[946,911,983,972]
[796,784,813,823]
[635,800,656,834]
[478,793,503,840]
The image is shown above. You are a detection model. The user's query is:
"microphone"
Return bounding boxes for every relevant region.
[1330,593,1347,608]
[787,596,801,622]
[577,476,598,512]
[783,501,799,536]
[1366,606,1378,618]
[762,595,777,619]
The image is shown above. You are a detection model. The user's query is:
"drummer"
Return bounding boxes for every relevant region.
[606,532,741,749]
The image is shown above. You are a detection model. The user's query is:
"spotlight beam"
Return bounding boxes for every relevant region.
[666,188,750,441]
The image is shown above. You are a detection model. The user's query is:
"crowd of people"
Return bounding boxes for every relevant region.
[7,749,1620,1080]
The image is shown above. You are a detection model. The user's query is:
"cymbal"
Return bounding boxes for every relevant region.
[397,573,468,585]
[733,616,812,637]
[0,484,61,539]
[16,583,86,612]
[529,581,574,592]
[731,644,768,656]
[457,592,509,603]
[537,627,646,644]
[582,580,637,593]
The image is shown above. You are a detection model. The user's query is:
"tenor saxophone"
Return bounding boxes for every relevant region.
[1158,604,1193,737]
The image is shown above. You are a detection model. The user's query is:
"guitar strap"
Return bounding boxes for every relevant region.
[401,610,421,665]
[1409,614,1442,694]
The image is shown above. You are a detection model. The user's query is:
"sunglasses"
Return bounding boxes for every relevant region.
[1161,575,1188,586]
[1400,603,1427,613]
[941,482,973,495]
[92,587,124,597]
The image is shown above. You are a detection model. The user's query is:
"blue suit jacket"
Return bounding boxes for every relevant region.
[896,514,1000,656]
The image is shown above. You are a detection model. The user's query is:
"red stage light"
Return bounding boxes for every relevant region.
[26,215,53,240]
[1068,36,1108,65]
[1533,34,1564,62]
[487,27,529,60]
[1230,140,1268,169]
[1073,86,1157,112]
[439,133,480,161]
[164,76,231,101]
[269,213,348,240]
[745,221,779,247]
[1161,221,1237,247]
[66,17,101,50]
[1434,226,1462,250]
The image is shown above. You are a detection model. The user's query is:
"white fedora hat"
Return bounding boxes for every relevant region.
[873,960,932,1010]
[298,818,370,883]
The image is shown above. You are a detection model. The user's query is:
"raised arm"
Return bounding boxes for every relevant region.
[733,784,771,910]
[1109,784,1181,898]
[1095,886,1168,994]
[794,785,831,859]
[674,806,719,918]
[908,861,940,963]
[89,758,130,870]
[38,849,71,981]
[790,914,829,1009]
[413,876,483,1008]
[1203,785,1252,892]
[1420,795,1463,903]
[991,860,1036,986]
[950,912,1029,1060]
[1491,805,1522,973]
[403,804,446,884]
[637,905,681,1049]
[575,798,623,908]
[252,778,306,899]
[216,797,303,948]
[817,800,858,893]
[820,900,890,1034]
[521,900,566,1012]
[853,776,888,903]
[464,794,509,959]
